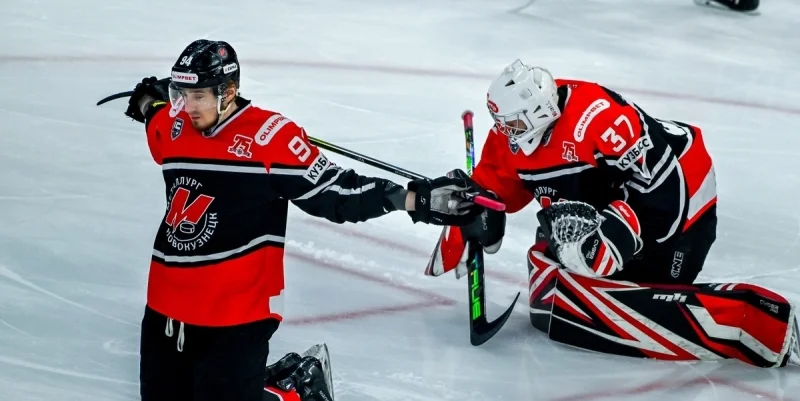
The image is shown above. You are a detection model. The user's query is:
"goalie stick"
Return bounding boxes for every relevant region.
[95,89,505,212]
[461,110,520,346]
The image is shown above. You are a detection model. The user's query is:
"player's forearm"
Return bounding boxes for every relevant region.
[386,188,415,211]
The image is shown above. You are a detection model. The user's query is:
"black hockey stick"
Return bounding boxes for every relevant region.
[309,137,503,211]
[96,90,134,106]
[461,110,520,346]
[95,89,506,211]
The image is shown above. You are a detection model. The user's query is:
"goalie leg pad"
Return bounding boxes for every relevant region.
[529,267,796,368]
[527,241,562,332]
[425,226,467,277]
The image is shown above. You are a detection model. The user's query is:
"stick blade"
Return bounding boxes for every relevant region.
[470,292,521,346]
[96,90,135,106]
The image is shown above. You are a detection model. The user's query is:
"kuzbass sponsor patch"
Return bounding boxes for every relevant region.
[304,152,331,184]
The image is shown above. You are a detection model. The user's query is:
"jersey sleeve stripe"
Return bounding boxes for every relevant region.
[323,182,377,196]
[656,166,686,243]
[625,158,678,194]
[686,167,717,223]
[519,163,593,181]
[292,168,346,200]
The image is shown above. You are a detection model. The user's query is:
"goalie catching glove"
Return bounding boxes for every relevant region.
[537,200,642,277]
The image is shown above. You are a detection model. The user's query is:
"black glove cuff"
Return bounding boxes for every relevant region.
[407,179,431,223]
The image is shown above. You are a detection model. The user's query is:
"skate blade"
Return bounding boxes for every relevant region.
[302,344,334,400]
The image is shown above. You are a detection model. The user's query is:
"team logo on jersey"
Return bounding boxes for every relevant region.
[562,141,579,162]
[574,99,610,142]
[165,177,218,252]
[171,118,184,140]
[616,136,653,171]
[228,134,253,158]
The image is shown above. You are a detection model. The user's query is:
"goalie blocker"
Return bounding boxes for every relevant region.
[527,242,800,368]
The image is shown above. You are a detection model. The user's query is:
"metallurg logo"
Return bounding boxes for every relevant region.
[165,177,218,252]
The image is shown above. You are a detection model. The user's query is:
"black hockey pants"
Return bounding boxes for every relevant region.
[139,306,280,401]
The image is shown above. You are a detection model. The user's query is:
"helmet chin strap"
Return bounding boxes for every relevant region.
[201,95,234,137]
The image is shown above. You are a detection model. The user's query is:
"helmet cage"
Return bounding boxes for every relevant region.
[486,60,561,155]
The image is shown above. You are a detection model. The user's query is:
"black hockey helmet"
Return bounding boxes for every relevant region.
[169,39,240,92]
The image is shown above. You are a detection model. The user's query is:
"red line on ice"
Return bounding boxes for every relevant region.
[281,250,456,326]
[3,55,799,116]
[283,300,447,326]
[300,218,527,287]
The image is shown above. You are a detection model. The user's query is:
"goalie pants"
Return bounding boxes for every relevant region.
[139,306,279,401]
[611,204,718,284]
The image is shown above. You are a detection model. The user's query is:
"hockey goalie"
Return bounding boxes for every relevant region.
[426,59,800,368]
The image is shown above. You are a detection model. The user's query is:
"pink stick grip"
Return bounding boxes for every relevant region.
[474,195,506,212]
[462,110,474,127]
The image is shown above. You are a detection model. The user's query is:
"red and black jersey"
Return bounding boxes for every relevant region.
[472,79,716,246]
[145,97,398,327]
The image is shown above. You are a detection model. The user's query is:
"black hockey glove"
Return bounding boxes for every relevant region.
[125,76,170,124]
[461,191,506,254]
[265,352,303,387]
[407,169,483,226]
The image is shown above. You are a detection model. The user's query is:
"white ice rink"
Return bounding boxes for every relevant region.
[2,0,800,399]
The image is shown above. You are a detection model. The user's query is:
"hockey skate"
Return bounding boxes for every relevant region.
[266,344,334,401]
[300,343,334,399]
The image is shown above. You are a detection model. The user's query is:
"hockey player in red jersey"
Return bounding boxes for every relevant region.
[123,40,486,401]
[428,59,799,367]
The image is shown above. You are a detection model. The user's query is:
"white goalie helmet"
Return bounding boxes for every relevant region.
[486,59,561,155]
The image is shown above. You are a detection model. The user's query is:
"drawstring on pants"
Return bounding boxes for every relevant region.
[165,317,186,352]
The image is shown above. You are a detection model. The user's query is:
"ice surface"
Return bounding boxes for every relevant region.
[1,0,799,399]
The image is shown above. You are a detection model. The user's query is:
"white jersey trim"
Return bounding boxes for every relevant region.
[153,233,285,263]
[162,162,267,174]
